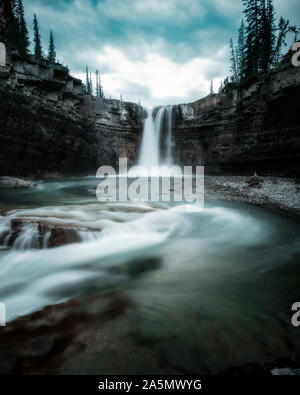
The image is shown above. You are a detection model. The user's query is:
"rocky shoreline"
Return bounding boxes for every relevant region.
[1,176,300,375]
[205,175,300,216]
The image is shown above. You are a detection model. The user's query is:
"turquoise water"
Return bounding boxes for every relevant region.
[0,177,300,372]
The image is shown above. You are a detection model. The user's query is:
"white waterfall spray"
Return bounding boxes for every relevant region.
[139,105,174,170]
[138,108,159,168]
[165,105,173,167]
[153,107,165,163]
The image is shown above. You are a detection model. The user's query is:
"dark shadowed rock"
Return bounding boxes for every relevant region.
[173,62,300,177]
[49,227,80,247]
[0,46,144,177]
[0,293,172,375]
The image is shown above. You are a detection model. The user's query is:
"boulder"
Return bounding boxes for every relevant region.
[3,218,101,248]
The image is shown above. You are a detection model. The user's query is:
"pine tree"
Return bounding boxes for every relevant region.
[219,81,224,93]
[230,39,238,82]
[267,0,276,58]
[33,14,42,59]
[16,0,29,53]
[237,19,246,82]
[243,0,261,78]
[233,0,298,84]
[210,78,214,95]
[89,72,93,95]
[260,0,276,72]
[272,18,298,65]
[4,0,20,50]
[96,69,102,97]
[97,70,104,98]
[85,65,90,94]
[95,69,99,96]
[47,30,56,63]
[3,0,16,20]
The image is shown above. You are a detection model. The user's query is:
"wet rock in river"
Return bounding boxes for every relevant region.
[2,218,101,249]
[49,227,80,248]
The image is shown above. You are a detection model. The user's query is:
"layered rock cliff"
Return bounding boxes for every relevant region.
[0,41,299,177]
[173,60,300,176]
[0,45,143,177]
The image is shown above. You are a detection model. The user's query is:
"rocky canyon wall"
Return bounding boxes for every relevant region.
[0,42,299,178]
[173,60,300,176]
[0,45,143,177]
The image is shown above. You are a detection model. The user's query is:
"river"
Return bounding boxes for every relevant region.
[0,176,300,372]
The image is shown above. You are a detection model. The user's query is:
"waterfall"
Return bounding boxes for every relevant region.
[153,107,165,163]
[138,105,174,170]
[138,108,159,168]
[165,105,173,167]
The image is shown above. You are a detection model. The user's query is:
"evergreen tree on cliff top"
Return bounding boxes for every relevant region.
[16,0,30,53]
[89,72,93,95]
[85,65,91,94]
[230,38,238,82]
[230,0,298,86]
[243,0,260,78]
[259,0,276,72]
[96,69,100,97]
[3,0,21,50]
[237,19,246,82]
[272,17,298,65]
[3,0,15,20]
[47,30,56,63]
[33,14,43,59]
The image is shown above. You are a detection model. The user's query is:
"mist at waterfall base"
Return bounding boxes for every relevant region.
[0,110,300,373]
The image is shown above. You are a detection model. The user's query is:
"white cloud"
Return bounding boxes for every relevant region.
[97,0,207,25]
[24,0,299,107]
[209,0,243,19]
[73,46,228,107]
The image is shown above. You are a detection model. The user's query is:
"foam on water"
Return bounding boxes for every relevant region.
[0,197,283,321]
[1,177,300,372]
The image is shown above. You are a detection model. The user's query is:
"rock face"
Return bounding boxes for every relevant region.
[0,217,101,249]
[0,45,144,177]
[173,61,300,176]
[1,42,300,177]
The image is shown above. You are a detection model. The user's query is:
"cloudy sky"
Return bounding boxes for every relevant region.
[23,0,299,107]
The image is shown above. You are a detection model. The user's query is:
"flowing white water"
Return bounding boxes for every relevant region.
[0,199,273,320]
[1,177,300,373]
[153,107,165,164]
[0,102,299,372]
[139,105,174,171]
[165,105,173,166]
[138,108,159,168]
